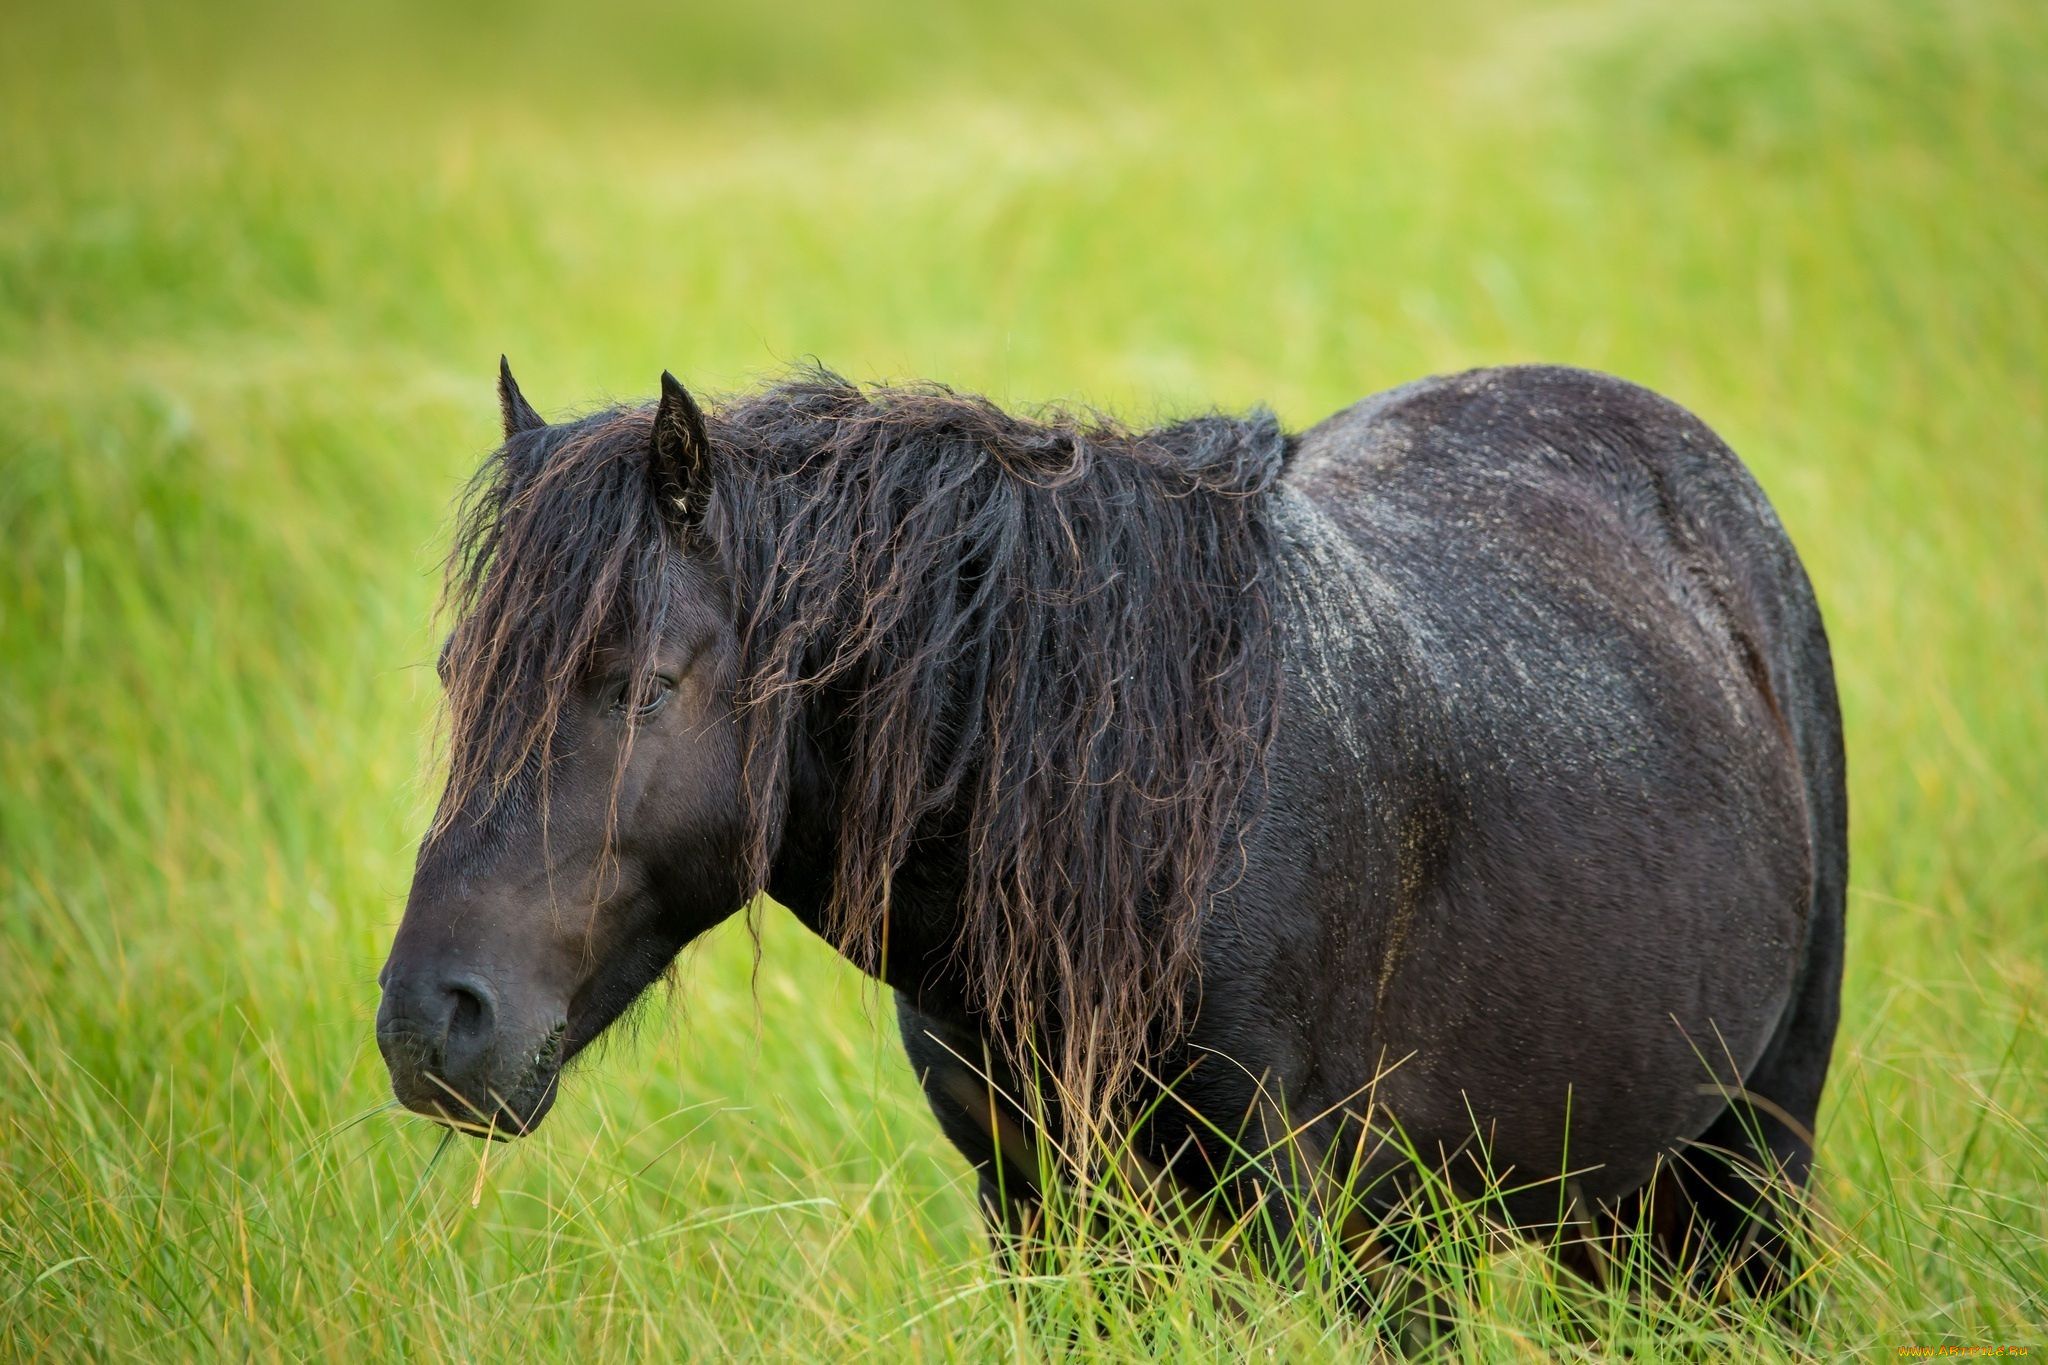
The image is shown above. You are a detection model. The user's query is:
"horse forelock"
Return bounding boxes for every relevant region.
[435,406,674,839]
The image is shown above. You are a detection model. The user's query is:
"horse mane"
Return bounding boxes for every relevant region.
[439,370,1288,1117]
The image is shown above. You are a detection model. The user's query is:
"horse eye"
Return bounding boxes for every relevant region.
[605,674,677,719]
[643,675,676,712]
[632,675,677,720]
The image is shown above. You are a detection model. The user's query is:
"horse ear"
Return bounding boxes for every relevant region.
[651,370,711,521]
[498,356,546,439]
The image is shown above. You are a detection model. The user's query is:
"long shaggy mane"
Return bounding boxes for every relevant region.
[438,371,1288,1116]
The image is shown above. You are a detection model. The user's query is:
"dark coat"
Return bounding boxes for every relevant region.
[900,365,1844,1258]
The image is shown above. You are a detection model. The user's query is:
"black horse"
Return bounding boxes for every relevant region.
[377,361,1844,1312]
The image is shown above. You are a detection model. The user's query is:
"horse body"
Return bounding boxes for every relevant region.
[378,361,1844,1300]
[894,367,1843,1261]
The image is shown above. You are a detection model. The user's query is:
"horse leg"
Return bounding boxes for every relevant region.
[1654,1078,1825,1312]
[895,996,1044,1261]
[1659,825,1842,1315]
[1541,1052,1834,1323]
[1337,1196,1479,1356]
[1554,917,1840,1319]
[1645,542,1850,1317]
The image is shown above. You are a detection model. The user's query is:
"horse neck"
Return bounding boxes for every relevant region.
[760,701,982,1013]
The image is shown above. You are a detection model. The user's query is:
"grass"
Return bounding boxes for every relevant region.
[2,0,2044,1356]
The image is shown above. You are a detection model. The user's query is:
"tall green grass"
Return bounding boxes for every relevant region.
[3,0,2043,1356]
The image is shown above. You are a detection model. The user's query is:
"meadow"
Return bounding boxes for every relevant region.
[2,0,2044,1357]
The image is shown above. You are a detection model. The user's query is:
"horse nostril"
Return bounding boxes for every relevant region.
[443,979,495,1051]
[448,986,482,1037]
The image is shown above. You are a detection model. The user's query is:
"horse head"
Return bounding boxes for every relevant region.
[376,365,750,1137]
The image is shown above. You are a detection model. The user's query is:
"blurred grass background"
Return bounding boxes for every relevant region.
[2,0,2044,1357]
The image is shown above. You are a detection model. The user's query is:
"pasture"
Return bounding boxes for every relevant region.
[2,0,2044,1356]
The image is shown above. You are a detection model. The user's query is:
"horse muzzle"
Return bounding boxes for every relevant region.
[376,968,566,1139]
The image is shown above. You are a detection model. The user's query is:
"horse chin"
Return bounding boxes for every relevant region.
[391,1058,562,1141]
[468,1064,557,1146]
[440,1068,561,1142]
